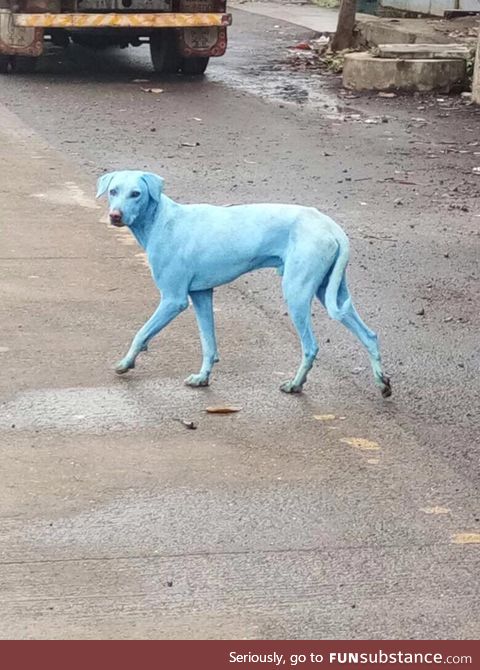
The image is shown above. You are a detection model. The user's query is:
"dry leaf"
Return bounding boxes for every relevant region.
[421,506,450,515]
[340,437,380,451]
[313,414,336,421]
[141,87,164,94]
[206,406,242,414]
[452,533,480,544]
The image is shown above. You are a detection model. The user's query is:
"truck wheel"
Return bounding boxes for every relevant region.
[150,31,180,74]
[0,55,38,74]
[0,55,10,74]
[181,57,209,75]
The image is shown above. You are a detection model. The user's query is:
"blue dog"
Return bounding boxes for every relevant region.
[97,170,391,397]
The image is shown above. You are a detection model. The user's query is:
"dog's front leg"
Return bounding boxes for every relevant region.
[185,288,219,387]
[115,296,189,374]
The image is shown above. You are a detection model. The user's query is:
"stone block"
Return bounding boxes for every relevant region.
[343,51,467,92]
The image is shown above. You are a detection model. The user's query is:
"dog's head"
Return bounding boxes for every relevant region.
[96,170,164,228]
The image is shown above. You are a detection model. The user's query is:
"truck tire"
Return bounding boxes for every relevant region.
[0,55,38,74]
[181,56,209,75]
[0,55,11,74]
[150,31,180,74]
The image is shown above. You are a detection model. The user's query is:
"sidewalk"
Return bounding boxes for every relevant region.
[230,1,339,33]
[230,0,479,46]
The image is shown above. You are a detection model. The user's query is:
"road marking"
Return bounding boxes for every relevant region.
[117,235,136,246]
[134,252,150,268]
[421,506,451,515]
[340,437,380,451]
[452,533,480,544]
[31,182,99,209]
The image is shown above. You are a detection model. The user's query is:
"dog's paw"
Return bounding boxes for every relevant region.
[280,380,303,394]
[184,373,209,388]
[115,359,135,375]
[380,375,392,398]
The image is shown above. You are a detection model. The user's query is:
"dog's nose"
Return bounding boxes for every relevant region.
[109,210,123,226]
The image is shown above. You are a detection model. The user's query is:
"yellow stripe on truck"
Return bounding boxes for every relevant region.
[14,12,232,29]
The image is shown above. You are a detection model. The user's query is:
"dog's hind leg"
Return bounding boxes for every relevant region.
[318,278,391,397]
[280,272,319,394]
[115,296,188,374]
[185,288,218,387]
[340,303,391,397]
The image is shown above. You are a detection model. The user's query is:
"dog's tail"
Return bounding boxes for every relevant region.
[323,232,351,321]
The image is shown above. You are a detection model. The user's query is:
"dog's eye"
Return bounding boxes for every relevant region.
[109,188,118,197]
[130,190,141,198]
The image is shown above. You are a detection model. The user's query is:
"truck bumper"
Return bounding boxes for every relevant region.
[13,12,232,29]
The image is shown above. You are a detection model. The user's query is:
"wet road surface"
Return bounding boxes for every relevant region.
[0,9,479,639]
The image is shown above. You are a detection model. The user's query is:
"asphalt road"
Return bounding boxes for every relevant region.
[0,9,479,639]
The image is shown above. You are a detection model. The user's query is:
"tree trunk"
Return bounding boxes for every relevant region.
[473,33,480,104]
[331,0,357,52]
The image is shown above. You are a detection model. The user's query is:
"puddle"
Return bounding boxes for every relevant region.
[209,59,342,115]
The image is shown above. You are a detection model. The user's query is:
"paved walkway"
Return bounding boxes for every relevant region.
[230,1,339,32]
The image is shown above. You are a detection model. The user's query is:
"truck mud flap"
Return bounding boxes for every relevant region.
[178,25,227,58]
[0,10,43,56]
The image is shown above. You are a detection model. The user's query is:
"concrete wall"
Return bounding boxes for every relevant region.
[380,0,480,17]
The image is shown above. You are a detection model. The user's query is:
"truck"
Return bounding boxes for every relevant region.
[0,0,232,74]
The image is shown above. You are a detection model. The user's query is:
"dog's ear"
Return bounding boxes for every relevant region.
[141,172,164,204]
[96,172,116,199]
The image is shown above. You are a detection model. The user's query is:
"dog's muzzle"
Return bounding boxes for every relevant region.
[109,210,125,227]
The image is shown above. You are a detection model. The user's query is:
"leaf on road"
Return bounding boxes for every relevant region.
[452,533,480,544]
[141,87,164,94]
[313,414,336,421]
[421,506,451,515]
[340,437,380,451]
[206,406,242,414]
